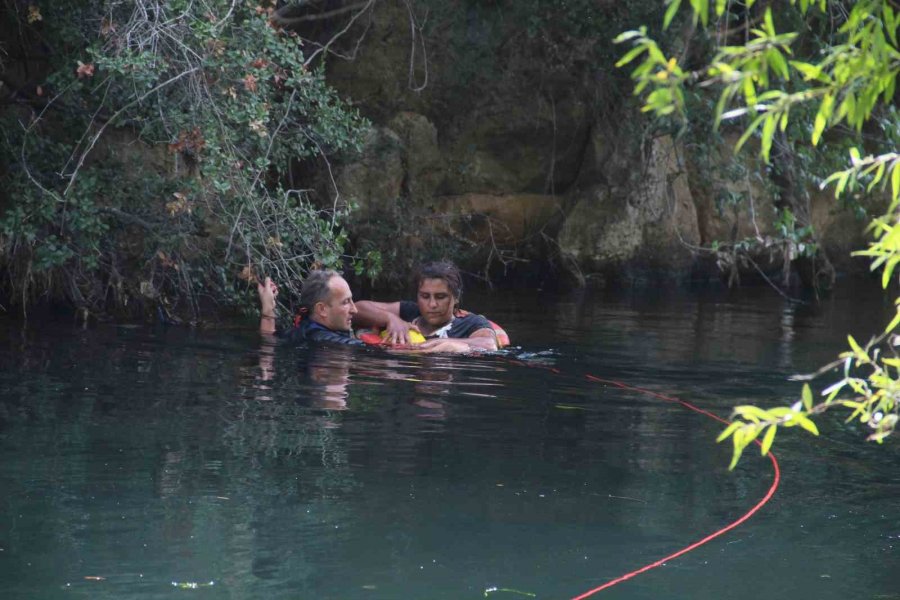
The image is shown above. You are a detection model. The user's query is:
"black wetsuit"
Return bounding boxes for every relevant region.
[398,301,492,339]
[280,318,364,346]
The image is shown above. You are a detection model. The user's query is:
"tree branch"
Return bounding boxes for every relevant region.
[272,1,370,26]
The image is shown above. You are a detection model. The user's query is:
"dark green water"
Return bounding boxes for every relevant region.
[2,283,899,600]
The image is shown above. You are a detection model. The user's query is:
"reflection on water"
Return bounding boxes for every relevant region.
[1,282,899,599]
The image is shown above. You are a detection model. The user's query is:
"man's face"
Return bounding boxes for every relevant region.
[316,276,357,331]
[416,278,455,328]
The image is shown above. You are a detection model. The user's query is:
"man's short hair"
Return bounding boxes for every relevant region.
[413,261,463,304]
[300,269,340,310]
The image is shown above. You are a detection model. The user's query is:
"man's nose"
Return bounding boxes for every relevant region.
[349,301,358,314]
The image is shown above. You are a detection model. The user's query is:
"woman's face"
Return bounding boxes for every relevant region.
[416,278,456,328]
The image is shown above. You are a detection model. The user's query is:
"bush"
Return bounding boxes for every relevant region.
[0,0,367,320]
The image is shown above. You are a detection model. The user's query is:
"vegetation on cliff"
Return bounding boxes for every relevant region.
[616,0,900,460]
[0,0,367,320]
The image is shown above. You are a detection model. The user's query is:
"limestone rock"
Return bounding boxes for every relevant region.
[559,136,699,279]
[333,126,404,214]
[427,193,563,245]
[388,111,444,202]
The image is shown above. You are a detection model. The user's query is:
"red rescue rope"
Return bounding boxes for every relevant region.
[566,374,781,599]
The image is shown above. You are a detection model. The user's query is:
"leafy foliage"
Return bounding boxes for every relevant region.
[0,0,367,319]
[616,0,900,465]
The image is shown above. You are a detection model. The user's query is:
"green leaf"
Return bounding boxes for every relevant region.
[613,30,644,44]
[717,421,742,442]
[728,442,744,470]
[868,162,886,192]
[794,413,820,436]
[663,0,682,30]
[743,76,757,107]
[760,424,777,455]
[761,114,777,162]
[802,383,813,411]
[768,49,789,80]
[764,7,775,37]
[790,61,822,81]
[883,255,900,288]
[616,45,648,68]
[885,4,898,47]
[891,160,900,202]
[735,114,766,154]
[847,334,867,359]
[811,94,834,146]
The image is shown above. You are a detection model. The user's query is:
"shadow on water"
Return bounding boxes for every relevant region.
[1,281,899,599]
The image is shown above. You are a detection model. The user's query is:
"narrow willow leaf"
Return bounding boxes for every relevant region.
[823,379,846,402]
[735,405,771,421]
[761,114,777,162]
[834,172,850,198]
[868,162,886,192]
[790,61,820,81]
[794,414,820,436]
[663,0,682,30]
[811,95,834,146]
[717,421,742,442]
[768,48,789,80]
[802,383,813,411]
[616,45,648,68]
[848,334,868,357]
[735,114,766,154]
[891,160,900,202]
[715,0,726,16]
[613,30,644,44]
[729,441,744,470]
[883,256,900,289]
[743,76,757,107]
[760,424,777,455]
[698,0,709,26]
[764,7,775,36]
[885,4,898,47]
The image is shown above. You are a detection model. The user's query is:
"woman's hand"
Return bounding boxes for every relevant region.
[384,312,420,345]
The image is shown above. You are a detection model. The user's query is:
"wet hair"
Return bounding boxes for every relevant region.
[300,269,341,311]
[414,261,463,306]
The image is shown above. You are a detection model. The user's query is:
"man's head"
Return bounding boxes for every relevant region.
[301,270,357,332]
[413,261,462,328]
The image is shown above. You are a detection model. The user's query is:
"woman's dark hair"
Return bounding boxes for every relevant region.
[300,269,340,310]
[413,261,463,305]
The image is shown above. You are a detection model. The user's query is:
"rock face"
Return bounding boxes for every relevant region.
[333,126,404,214]
[558,135,699,282]
[316,0,870,286]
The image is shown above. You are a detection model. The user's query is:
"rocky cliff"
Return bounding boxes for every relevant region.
[302,0,870,287]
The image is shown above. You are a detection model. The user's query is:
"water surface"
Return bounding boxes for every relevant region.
[1,283,899,599]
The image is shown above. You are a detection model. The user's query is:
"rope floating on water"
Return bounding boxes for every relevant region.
[567,374,781,600]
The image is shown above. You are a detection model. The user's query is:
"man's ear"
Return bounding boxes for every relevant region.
[314,301,327,318]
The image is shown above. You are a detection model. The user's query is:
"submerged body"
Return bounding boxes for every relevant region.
[259,263,503,353]
[354,262,500,352]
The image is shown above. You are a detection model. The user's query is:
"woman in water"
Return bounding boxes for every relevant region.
[354,261,499,352]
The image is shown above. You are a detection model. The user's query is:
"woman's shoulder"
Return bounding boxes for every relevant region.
[448,310,492,338]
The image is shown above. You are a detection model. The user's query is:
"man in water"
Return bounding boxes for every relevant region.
[258,269,363,345]
[259,263,498,352]
[354,261,499,352]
